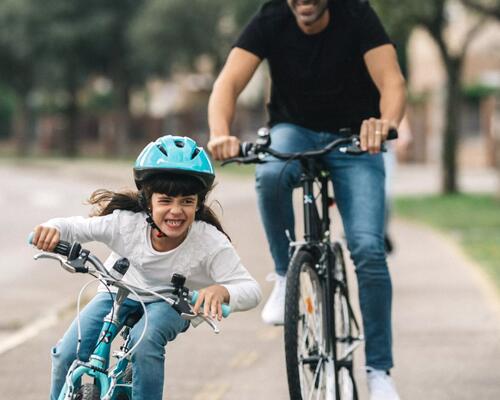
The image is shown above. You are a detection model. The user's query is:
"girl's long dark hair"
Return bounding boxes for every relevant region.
[88,174,230,240]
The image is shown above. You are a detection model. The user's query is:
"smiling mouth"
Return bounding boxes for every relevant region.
[295,0,319,6]
[165,220,183,228]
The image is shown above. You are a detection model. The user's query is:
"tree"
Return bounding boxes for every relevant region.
[460,0,500,19]
[37,0,139,156]
[0,0,47,155]
[29,0,147,156]
[373,0,486,193]
[129,0,228,76]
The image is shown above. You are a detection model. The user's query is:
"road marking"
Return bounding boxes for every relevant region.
[257,327,282,341]
[193,383,229,400]
[0,311,58,356]
[229,350,259,368]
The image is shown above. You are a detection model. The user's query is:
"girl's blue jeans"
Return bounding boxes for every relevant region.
[50,293,188,400]
[255,123,393,370]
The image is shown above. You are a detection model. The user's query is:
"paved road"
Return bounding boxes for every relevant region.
[1,160,499,399]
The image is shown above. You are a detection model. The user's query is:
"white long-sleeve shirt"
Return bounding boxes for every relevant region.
[44,210,262,312]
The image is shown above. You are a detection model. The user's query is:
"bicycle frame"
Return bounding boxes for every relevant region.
[58,287,135,400]
[289,156,362,399]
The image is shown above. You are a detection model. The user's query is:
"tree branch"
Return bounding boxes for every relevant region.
[460,16,487,60]
[460,0,500,20]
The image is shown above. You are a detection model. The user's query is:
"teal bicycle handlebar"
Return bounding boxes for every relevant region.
[29,232,232,318]
[190,290,231,318]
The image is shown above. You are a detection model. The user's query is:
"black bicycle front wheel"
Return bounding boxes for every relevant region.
[284,250,335,400]
[74,383,100,400]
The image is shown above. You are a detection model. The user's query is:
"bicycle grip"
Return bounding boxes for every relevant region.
[190,290,231,318]
[27,232,72,256]
[387,128,398,140]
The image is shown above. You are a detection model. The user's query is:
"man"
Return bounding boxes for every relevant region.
[207,1,406,398]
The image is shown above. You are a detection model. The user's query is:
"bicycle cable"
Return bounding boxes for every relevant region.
[74,275,115,360]
[275,155,301,247]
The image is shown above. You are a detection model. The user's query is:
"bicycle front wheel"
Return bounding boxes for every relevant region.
[284,250,334,400]
[74,383,99,400]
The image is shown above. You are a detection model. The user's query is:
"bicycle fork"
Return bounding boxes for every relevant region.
[58,289,130,400]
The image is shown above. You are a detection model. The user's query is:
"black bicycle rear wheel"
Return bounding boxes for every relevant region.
[284,250,335,400]
[331,243,358,400]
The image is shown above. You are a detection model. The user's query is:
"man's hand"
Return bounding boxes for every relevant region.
[360,118,397,154]
[192,285,230,321]
[207,136,240,160]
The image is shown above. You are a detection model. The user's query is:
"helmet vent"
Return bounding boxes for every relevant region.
[156,144,168,157]
[174,140,185,148]
[191,148,200,159]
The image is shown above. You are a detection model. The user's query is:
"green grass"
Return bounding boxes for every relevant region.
[214,161,256,177]
[395,194,500,291]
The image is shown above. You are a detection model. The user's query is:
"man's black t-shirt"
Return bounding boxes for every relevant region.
[234,0,392,133]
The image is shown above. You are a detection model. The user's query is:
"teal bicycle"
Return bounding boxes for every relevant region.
[29,235,230,400]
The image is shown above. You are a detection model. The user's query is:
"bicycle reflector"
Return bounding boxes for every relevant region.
[305,297,314,314]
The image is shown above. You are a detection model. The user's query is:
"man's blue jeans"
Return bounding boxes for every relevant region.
[255,123,393,370]
[50,293,188,400]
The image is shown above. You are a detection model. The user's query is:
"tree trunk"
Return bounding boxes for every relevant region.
[114,79,131,157]
[12,96,30,156]
[61,70,79,157]
[442,60,461,193]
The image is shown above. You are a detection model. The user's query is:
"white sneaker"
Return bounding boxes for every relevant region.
[261,273,286,325]
[367,367,400,400]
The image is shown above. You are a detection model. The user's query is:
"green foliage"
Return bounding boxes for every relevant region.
[129,0,262,75]
[130,0,226,75]
[460,0,500,20]
[395,194,500,290]
[0,83,16,137]
[462,84,500,102]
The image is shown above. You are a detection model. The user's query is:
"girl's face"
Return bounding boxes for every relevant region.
[150,192,198,247]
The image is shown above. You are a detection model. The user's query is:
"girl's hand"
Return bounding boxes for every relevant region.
[32,225,60,252]
[193,285,230,321]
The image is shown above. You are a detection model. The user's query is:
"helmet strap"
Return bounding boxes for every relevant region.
[146,215,166,238]
[140,192,167,238]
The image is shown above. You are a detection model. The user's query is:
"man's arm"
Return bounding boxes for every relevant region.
[361,44,407,153]
[208,47,261,160]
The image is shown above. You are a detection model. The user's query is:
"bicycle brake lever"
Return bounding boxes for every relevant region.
[192,313,220,334]
[33,253,77,273]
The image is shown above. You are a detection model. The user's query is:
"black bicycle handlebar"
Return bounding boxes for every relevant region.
[221,127,398,166]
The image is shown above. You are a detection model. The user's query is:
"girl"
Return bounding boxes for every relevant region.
[32,135,262,400]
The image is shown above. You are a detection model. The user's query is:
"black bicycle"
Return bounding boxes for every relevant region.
[223,127,397,400]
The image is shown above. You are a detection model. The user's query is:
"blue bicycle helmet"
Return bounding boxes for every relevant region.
[134,135,215,189]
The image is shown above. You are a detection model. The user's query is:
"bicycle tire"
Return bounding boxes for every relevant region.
[284,250,335,400]
[331,243,358,400]
[74,383,99,400]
